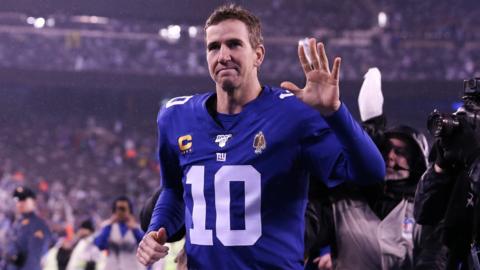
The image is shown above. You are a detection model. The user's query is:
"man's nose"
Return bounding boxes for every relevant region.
[389,147,399,162]
[218,45,231,63]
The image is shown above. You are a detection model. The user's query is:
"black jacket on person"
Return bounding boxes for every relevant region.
[414,163,480,269]
[413,166,453,269]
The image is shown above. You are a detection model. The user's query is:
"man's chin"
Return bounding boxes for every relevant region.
[220,80,236,93]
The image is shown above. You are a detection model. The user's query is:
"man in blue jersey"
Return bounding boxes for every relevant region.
[136,4,385,269]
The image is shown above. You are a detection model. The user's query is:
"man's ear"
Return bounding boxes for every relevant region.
[254,44,265,68]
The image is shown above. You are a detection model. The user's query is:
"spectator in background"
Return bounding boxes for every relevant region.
[4,186,52,270]
[42,232,75,270]
[66,219,105,270]
[94,196,144,270]
[43,219,106,270]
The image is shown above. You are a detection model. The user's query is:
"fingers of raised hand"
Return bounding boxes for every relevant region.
[317,42,330,73]
[280,81,302,95]
[299,38,336,76]
[298,43,313,74]
[306,38,319,71]
[331,57,341,81]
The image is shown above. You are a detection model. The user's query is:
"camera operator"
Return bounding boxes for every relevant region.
[94,196,145,270]
[415,78,480,269]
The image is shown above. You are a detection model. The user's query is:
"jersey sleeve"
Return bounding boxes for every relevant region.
[93,225,112,250]
[302,103,385,187]
[147,107,185,238]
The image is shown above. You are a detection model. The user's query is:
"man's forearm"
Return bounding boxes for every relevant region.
[324,103,386,184]
[147,187,185,239]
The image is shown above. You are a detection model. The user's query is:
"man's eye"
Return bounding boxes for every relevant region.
[393,147,408,156]
[228,41,241,48]
[208,44,219,51]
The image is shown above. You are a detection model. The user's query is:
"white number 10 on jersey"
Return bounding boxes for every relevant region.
[186,165,262,246]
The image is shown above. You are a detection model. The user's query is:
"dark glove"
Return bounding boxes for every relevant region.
[437,117,480,170]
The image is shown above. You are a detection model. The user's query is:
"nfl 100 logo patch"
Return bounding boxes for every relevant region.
[215,134,232,148]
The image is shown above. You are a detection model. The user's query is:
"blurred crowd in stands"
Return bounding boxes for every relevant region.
[0,111,159,240]
[0,0,478,80]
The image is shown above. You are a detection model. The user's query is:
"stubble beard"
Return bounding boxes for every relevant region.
[221,79,236,94]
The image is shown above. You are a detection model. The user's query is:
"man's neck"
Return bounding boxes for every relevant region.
[215,80,262,114]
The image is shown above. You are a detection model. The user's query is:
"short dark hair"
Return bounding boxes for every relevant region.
[79,219,95,232]
[112,195,133,214]
[205,4,264,49]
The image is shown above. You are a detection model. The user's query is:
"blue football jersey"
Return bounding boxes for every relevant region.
[149,86,384,269]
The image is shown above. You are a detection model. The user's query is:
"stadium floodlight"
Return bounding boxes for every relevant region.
[378,12,388,28]
[167,25,181,40]
[188,26,198,38]
[33,17,46,28]
[71,15,109,24]
[26,17,35,25]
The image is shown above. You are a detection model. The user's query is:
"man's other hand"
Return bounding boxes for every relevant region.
[136,227,169,266]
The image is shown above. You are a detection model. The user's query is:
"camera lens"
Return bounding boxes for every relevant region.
[427,110,461,138]
[468,78,477,89]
